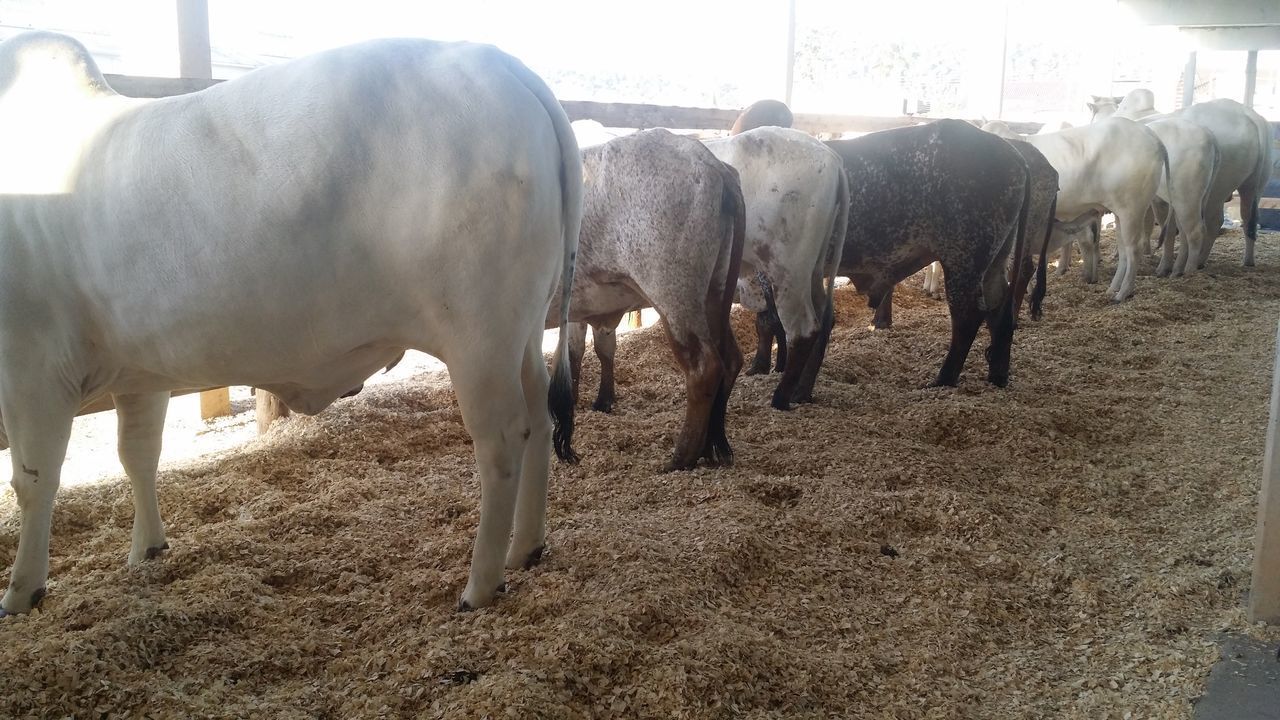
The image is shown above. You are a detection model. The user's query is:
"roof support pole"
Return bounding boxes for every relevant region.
[176,0,212,80]
[1181,50,1197,109]
[1244,49,1258,108]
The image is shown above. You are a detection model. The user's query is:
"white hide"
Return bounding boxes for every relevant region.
[705,127,849,343]
[0,32,583,613]
[982,119,1166,300]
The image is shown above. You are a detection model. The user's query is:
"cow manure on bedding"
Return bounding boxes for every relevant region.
[0,228,1278,717]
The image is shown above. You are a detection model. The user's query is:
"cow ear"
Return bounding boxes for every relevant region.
[1086,102,1099,113]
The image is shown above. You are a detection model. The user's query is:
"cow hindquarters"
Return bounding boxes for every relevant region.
[115,392,171,563]
[506,331,556,571]
[0,382,78,615]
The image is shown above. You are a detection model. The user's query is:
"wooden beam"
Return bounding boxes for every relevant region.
[77,387,219,418]
[256,390,290,434]
[784,0,796,106]
[103,73,220,98]
[1250,319,1280,624]
[199,388,231,420]
[175,0,212,80]
[96,74,1046,136]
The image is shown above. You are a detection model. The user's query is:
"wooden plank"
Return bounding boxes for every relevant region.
[175,0,212,80]
[76,387,219,418]
[1249,319,1280,624]
[103,73,220,98]
[95,74,1046,136]
[199,387,231,420]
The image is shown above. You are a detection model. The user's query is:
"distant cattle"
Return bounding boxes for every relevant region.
[730,99,795,135]
[557,129,744,471]
[1092,93,1271,268]
[826,120,1033,387]
[983,118,1168,301]
[0,32,582,614]
[705,127,849,409]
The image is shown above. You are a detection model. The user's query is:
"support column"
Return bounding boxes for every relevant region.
[176,0,212,79]
[784,0,796,106]
[1249,319,1280,624]
[1181,51,1197,109]
[1244,50,1258,109]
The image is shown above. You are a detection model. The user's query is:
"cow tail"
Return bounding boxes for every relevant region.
[1030,194,1056,320]
[805,163,850,389]
[505,52,582,464]
[823,166,851,331]
[1002,157,1032,336]
[1157,139,1175,241]
[705,163,747,466]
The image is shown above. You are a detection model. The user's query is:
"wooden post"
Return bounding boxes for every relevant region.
[1250,319,1280,624]
[175,0,212,80]
[255,390,290,434]
[627,310,644,329]
[198,388,231,420]
[1244,50,1258,109]
[1181,51,1197,109]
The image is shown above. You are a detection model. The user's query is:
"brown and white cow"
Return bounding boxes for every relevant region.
[554,129,745,472]
[826,120,1033,387]
[705,127,849,410]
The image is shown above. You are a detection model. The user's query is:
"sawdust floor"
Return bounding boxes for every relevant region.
[1,229,1279,719]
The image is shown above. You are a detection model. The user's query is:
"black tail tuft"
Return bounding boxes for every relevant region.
[548,357,579,464]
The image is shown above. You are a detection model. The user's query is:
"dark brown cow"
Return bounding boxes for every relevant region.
[730,99,794,135]
[873,136,1060,327]
[552,129,745,471]
[825,120,1033,387]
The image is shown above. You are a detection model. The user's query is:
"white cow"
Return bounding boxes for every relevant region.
[1089,103,1222,277]
[0,32,582,614]
[1094,92,1271,268]
[705,127,849,410]
[982,118,1168,301]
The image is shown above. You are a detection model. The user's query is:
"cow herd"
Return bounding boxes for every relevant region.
[0,32,1272,616]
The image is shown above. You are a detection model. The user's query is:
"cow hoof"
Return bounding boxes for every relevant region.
[591,398,613,413]
[661,459,696,473]
[745,360,770,376]
[145,542,170,561]
[988,374,1009,388]
[1244,260,1255,268]
[522,546,545,570]
[770,394,793,411]
[456,583,507,612]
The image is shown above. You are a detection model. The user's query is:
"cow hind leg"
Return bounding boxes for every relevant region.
[506,331,554,571]
[872,287,894,330]
[770,280,821,410]
[931,284,984,388]
[1240,184,1259,267]
[115,392,172,563]
[661,317,721,472]
[704,302,742,466]
[564,321,587,407]
[0,386,78,615]
[451,354,531,610]
[793,273,837,404]
[980,263,1015,387]
[589,315,624,413]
